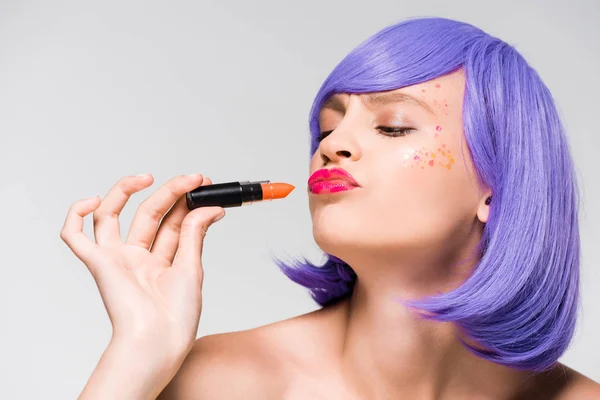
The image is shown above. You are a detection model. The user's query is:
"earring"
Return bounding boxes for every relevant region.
[485,196,492,205]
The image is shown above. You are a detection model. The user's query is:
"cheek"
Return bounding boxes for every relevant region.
[404,143,456,170]
[368,145,464,229]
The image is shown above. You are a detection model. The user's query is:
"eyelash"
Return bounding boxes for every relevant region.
[316,126,415,143]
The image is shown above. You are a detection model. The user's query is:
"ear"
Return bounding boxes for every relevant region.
[476,190,492,224]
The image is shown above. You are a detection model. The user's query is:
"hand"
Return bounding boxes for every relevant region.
[60,173,225,359]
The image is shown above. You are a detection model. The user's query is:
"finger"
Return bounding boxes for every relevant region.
[150,177,213,264]
[172,205,225,276]
[60,196,102,265]
[126,174,205,249]
[93,174,155,245]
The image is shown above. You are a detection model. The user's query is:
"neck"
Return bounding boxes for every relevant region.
[330,244,537,399]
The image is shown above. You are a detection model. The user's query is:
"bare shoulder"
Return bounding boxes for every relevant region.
[529,363,600,400]
[157,301,344,400]
[156,330,284,400]
[553,364,600,400]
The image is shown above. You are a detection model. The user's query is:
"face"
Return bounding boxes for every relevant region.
[308,69,490,261]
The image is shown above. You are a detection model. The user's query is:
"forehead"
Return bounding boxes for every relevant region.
[319,69,466,117]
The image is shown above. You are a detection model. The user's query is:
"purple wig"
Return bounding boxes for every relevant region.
[274,17,580,372]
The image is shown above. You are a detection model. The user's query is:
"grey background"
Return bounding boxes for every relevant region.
[0,0,598,398]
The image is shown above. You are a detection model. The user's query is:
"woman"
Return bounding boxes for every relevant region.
[61,17,599,399]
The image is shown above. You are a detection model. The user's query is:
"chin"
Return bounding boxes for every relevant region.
[311,210,358,251]
[311,214,426,261]
[311,212,385,257]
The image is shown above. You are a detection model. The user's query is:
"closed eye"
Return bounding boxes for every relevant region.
[316,130,334,143]
[316,126,415,142]
[376,126,415,138]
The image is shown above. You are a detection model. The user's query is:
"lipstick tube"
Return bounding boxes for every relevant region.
[186,180,294,210]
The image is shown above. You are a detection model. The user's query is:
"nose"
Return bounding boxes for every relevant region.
[320,145,354,165]
[318,122,362,165]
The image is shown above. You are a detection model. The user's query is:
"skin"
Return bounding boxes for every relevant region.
[64,70,600,399]
[159,69,599,398]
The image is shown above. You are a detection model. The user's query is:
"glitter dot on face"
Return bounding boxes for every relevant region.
[435,84,441,88]
[442,144,446,147]
[429,160,434,166]
[421,89,426,92]
[436,126,442,131]
[414,155,420,160]
[447,164,452,170]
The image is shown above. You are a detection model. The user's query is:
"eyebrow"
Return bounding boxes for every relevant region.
[321,92,435,115]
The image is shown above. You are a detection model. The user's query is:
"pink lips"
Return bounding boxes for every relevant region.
[308,167,360,194]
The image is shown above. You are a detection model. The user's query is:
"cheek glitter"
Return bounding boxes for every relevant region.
[409,143,455,170]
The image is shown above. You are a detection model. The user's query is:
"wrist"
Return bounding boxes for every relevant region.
[78,337,190,400]
[111,326,194,360]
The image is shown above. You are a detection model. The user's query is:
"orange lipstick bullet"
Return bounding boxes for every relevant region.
[186,180,295,210]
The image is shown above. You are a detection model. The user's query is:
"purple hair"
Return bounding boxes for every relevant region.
[273,17,580,372]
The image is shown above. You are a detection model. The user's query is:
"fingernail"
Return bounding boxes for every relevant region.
[186,173,202,178]
[213,212,225,222]
[135,173,149,177]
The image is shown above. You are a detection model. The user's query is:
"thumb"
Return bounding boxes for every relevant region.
[174,206,225,271]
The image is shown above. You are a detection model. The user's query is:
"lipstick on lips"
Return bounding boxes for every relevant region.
[308,167,360,194]
[186,180,295,210]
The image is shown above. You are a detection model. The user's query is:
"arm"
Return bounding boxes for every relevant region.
[78,336,190,400]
